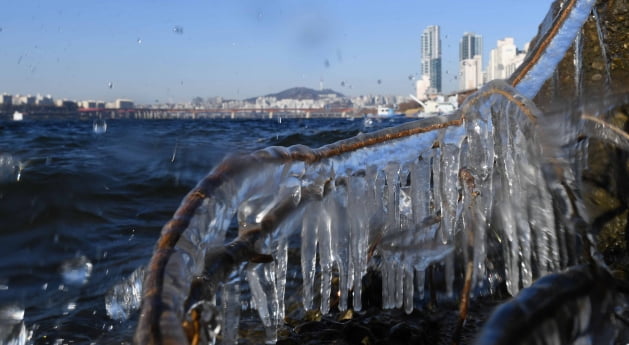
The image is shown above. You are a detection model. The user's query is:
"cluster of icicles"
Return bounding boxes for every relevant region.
[109,0,611,343]
[116,81,588,344]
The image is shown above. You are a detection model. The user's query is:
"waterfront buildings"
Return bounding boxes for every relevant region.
[421,25,442,95]
[0,94,11,107]
[459,33,484,90]
[486,37,528,81]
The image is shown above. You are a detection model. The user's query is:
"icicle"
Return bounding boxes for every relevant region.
[300,201,320,311]
[348,171,370,312]
[318,183,335,314]
[331,179,350,311]
[439,126,465,244]
[384,162,401,230]
[394,262,404,309]
[592,7,612,89]
[463,106,495,289]
[271,235,289,328]
[573,30,584,100]
[399,165,413,232]
[431,140,443,235]
[403,264,414,314]
[247,264,271,327]
[416,269,425,300]
[411,151,432,228]
[221,274,240,345]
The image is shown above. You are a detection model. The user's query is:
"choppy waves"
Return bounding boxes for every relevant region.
[0,117,410,344]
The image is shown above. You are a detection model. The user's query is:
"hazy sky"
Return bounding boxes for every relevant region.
[0,1,550,104]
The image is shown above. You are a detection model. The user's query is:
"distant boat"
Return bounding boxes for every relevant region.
[12,111,24,121]
[370,106,404,118]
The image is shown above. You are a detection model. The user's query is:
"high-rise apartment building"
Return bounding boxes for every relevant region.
[421,25,442,93]
[486,37,528,81]
[459,32,484,90]
[460,32,483,61]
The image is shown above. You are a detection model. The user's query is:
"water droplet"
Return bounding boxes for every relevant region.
[340,81,345,87]
[66,302,77,311]
[137,38,142,45]
[324,59,330,68]
[0,305,23,322]
[60,256,93,286]
[173,25,184,35]
[108,81,113,89]
[105,267,144,321]
[92,119,107,134]
[0,154,22,183]
[377,79,382,85]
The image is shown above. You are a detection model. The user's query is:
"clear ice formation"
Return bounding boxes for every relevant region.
[136,84,578,344]
[129,0,604,344]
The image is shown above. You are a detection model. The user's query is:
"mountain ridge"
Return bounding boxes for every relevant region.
[245,87,345,102]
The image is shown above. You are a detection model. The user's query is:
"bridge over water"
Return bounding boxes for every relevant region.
[78,107,357,119]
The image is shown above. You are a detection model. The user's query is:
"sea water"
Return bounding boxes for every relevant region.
[0,117,411,344]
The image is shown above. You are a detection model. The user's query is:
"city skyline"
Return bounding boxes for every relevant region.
[1,1,551,103]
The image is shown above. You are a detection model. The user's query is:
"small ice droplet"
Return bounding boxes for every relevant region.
[92,119,107,134]
[60,256,93,286]
[0,305,24,322]
[105,267,144,321]
[66,302,76,311]
[173,25,184,35]
[0,154,22,183]
[0,305,26,345]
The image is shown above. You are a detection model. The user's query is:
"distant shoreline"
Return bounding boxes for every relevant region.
[0,108,389,121]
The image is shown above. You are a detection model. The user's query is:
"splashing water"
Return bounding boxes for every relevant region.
[0,154,23,183]
[0,305,28,345]
[106,267,145,321]
[92,119,107,134]
[60,256,93,287]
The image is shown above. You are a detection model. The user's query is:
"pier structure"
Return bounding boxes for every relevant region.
[77,107,355,119]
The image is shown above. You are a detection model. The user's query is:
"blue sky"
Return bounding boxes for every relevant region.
[0,1,551,104]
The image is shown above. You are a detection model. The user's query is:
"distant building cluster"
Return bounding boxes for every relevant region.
[185,92,406,111]
[0,93,134,110]
[416,25,529,100]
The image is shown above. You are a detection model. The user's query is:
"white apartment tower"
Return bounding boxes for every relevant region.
[459,32,484,90]
[421,25,442,93]
[486,37,528,81]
